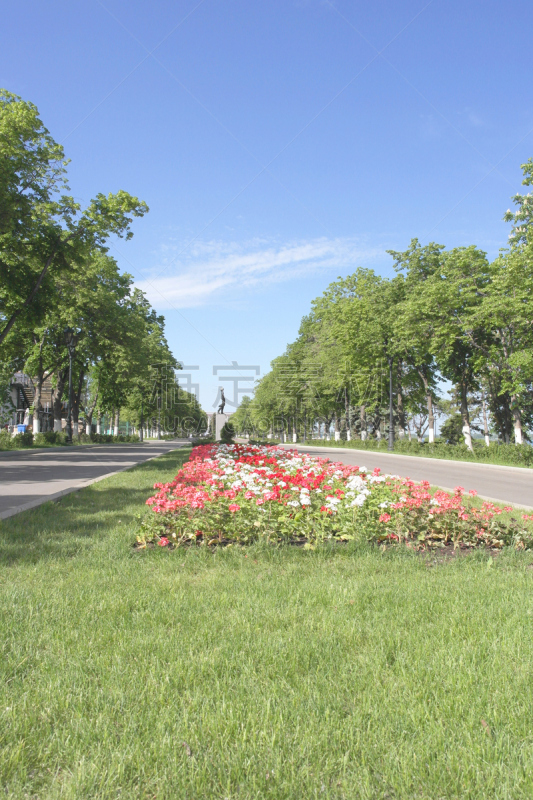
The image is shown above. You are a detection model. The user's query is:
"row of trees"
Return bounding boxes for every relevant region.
[233,159,533,449]
[0,89,206,436]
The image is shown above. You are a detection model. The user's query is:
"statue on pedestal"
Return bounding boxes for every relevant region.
[217,387,226,414]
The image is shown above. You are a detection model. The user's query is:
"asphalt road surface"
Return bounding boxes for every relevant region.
[282,444,533,510]
[0,440,189,519]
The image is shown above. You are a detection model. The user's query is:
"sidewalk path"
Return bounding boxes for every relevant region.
[281,444,533,510]
[0,441,189,519]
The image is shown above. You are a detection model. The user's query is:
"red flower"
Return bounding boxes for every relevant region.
[228,504,241,513]
[158,537,169,547]
[379,513,391,523]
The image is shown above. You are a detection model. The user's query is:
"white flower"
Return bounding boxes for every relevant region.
[315,489,322,494]
[379,502,389,508]
[287,500,300,507]
[351,494,366,507]
[347,475,365,484]
[300,496,311,505]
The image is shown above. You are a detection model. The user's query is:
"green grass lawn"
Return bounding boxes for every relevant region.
[1,448,533,799]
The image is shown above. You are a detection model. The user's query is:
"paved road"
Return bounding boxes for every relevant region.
[282,445,533,510]
[0,441,189,519]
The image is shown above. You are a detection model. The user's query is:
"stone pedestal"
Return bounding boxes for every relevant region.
[215,413,229,441]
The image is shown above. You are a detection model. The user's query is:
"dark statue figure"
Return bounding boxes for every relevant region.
[217,387,226,414]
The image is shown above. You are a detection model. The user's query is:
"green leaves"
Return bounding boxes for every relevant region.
[0,90,149,348]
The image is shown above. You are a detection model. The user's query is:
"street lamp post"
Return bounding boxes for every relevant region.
[388,356,394,452]
[64,327,79,445]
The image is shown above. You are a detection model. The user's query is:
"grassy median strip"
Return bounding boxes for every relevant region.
[1,447,533,799]
[298,438,533,469]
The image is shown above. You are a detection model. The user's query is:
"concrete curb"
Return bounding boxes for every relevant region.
[0,444,188,520]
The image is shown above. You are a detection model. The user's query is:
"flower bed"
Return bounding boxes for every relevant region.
[137,444,533,550]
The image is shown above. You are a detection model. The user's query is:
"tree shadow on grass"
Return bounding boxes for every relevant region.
[0,449,190,567]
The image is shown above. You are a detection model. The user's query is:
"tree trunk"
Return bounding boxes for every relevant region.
[114,409,120,436]
[96,415,102,434]
[418,368,434,443]
[334,412,340,441]
[511,396,523,444]
[344,387,351,440]
[52,369,67,432]
[32,376,42,434]
[482,391,490,447]
[459,381,473,452]
[30,337,51,434]
[72,369,85,438]
[360,405,367,440]
[85,388,99,434]
[396,361,406,438]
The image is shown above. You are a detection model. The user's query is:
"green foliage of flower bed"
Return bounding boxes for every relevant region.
[304,437,533,467]
[2,447,533,798]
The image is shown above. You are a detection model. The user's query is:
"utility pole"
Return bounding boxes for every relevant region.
[388,356,394,452]
[64,327,79,445]
[157,382,161,440]
[66,345,73,444]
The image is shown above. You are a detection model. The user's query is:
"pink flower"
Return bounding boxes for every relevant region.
[468,489,478,496]
[228,504,241,513]
[504,506,513,512]
[379,513,391,523]
[158,537,169,547]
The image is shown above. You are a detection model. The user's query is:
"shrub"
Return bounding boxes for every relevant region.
[305,436,533,468]
[439,414,464,445]
[0,429,13,450]
[220,421,235,444]
[12,431,34,448]
[85,432,140,444]
[34,430,68,446]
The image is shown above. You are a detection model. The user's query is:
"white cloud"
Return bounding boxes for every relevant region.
[135,237,382,309]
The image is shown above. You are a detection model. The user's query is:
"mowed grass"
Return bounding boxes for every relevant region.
[1,449,533,799]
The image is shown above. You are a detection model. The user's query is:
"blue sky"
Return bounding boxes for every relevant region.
[3,0,533,411]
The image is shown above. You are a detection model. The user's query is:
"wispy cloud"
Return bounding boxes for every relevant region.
[136,237,383,308]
